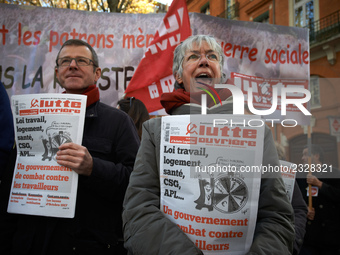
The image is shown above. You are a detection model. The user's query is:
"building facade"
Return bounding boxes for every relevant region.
[186,0,340,167]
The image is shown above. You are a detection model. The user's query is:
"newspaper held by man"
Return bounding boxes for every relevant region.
[8,93,86,218]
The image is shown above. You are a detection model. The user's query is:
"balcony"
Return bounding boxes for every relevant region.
[217,2,239,20]
[307,10,340,45]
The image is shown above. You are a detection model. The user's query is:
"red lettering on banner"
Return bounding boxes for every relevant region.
[221,41,308,65]
[264,44,309,64]
[123,28,154,49]
[0,24,9,45]
[221,42,258,61]
[18,23,41,46]
[48,29,114,52]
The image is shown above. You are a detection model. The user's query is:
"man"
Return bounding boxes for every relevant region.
[297,144,340,255]
[0,39,140,255]
[123,35,294,254]
[0,81,17,253]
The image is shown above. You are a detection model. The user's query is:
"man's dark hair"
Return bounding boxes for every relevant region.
[304,144,324,163]
[55,39,99,71]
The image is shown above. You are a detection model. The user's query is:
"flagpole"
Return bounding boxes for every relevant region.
[307,125,312,210]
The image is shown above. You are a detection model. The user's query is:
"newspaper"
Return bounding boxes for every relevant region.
[8,94,87,218]
[160,114,265,254]
[279,160,297,203]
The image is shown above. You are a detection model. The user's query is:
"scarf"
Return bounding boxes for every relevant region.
[160,88,232,115]
[62,85,100,107]
[82,85,100,107]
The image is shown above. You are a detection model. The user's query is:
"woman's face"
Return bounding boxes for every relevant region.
[176,41,221,93]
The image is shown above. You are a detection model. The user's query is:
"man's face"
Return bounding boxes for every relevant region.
[176,41,221,93]
[55,45,101,94]
[301,148,319,164]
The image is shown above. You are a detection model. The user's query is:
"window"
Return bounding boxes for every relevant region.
[294,0,314,28]
[310,76,320,108]
[201,2,210,15]
[226,0,233,19]
[254,11,270,24]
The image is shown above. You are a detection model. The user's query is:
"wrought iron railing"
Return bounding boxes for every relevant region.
[217,2,239,20]
[307,10,340,45]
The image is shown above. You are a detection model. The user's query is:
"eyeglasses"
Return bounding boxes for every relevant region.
[56,57,97,67]
[184,52,220,63]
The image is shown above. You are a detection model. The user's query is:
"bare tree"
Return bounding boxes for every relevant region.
[3,0,162,13]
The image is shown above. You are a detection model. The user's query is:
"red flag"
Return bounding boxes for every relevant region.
[124,0,191,113]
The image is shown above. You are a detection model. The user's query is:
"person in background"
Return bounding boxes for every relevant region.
[275,141,307,255]
[0,81,17,253]
[122,35,294,254]
[117,97,150,140]
[297,144,340,255]
[0,81,15,181]
[0,39,140,255]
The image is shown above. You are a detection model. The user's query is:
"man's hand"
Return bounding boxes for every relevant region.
[307,207,315,220]
[56,143,93,176]
[307,174,323,188]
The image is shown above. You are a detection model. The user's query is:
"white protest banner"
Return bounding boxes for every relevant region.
[160,114,264,254]
[8,94,86,218]
[0,3,164,110]
[192,13,310,125]
[1,5,309,118]
[231,73,310,125]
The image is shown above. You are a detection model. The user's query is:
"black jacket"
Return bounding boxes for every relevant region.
[297,167,340,249]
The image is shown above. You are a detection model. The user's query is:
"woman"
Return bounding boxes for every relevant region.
[123,35,294,254]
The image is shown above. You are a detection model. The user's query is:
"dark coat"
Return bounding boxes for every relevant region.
[0,81,15,180]
[291,181,307,255]
[297,167,340,250]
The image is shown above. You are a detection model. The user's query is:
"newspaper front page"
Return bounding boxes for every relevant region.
[160,114,265,254]
[8,94,86,218]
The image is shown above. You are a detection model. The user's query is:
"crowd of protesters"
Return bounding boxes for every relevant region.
[0,35,339,255]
